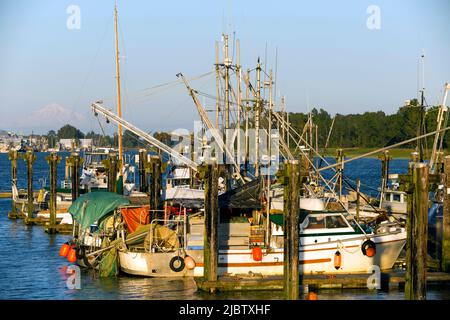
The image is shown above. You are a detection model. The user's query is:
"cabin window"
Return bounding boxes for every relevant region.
[325,215,348,229]
[393,194,401,202]
[304,215,325,229]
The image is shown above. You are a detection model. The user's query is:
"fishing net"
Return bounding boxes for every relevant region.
[98,239,121,277]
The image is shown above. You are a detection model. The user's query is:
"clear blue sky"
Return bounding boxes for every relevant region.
[0,0,449,135]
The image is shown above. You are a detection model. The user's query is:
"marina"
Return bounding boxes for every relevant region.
[0,0,450,306]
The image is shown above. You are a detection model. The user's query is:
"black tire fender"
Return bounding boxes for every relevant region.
[169,256,185,272]
[361,239,376,256]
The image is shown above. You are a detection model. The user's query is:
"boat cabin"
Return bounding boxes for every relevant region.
[379,174,407,214]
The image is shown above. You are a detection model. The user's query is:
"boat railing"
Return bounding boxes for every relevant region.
[148,207,187,253]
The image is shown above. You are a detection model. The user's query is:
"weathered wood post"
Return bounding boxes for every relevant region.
[379,151,391,190]
[283,159,300,300]
[148,155,162,220]
[356,178,361,222]
[45,152,61,234]
[335,149,344,198]
[442,155,450,272]
[200,161,219,292]
[8,150,21,219]
[138,149,148,193]
[67,152,82,202]
[405,162,429,300]
[106,153,119,193]
[23,150,36,224]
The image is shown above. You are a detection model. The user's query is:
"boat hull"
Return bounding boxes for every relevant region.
[118,231,406,277]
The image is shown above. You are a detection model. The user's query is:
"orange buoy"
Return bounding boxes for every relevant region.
[67,248,77,263]
[306,292,318,300]
[365,247,376,257]
[362,240,376,257]
[59,243,70,257]
[334,251,342,270]
[252,246,263,261]
[184,255,196,270]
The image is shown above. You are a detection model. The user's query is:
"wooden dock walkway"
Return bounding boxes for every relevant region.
[0,190,40,199]
[195,271,450,292]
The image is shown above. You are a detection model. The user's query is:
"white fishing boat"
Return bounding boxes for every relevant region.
[378,174,407,215]
[79,147,114,191]
[118,208,406,277]
[164,165,204,205]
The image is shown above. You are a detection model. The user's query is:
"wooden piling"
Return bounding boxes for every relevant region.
[106,153,119,193]
[23,150,36,224]
[148,155,162,214]
[45,152,61,234]
[202,162,219,292]
[356,178,360,222]
[335,149,344,197]
[67,152,82,202]
[283,159,300,300]
[405,162,429,300]
[7,150,23,219]
[442,155,450,272]
[138,149,148,193]
[379,151,391,189]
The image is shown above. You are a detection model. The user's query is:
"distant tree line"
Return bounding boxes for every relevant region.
[286,99,446,150]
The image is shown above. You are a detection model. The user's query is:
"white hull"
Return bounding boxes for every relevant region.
[164,186,204,201]
[118,231,405,277]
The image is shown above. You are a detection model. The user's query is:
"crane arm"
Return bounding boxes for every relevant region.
[430,83,450,173]
[177,73,245,183]
[91,102,198,172]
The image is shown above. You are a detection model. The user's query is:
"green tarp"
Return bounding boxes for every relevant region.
[68,191,130,230]
[269,213,284,226]
[269,211,309,226]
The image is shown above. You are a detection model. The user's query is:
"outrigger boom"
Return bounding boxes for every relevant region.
[91,102,198,172]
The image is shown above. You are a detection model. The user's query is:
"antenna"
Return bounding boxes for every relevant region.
[274,46,278,108]
[417,49,425,104]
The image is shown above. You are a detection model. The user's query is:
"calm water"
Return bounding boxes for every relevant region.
[1,152,449,300]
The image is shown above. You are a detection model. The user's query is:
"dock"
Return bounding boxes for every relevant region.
[0,190,40,199]
[195,271,450,292]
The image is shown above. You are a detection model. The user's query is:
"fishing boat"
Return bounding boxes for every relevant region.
[117,205,405,277]
[164,163,204,207]
[79,147,114,191]
[80,32,408,278]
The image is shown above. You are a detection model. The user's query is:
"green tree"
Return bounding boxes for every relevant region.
[46,130,57,148]
[57,124,85,139]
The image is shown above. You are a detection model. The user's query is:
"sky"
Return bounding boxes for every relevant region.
[0,0,449,135]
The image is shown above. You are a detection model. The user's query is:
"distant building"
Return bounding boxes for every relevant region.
[59,139,75,150]
[59,138,93,151]
[79,139,92,149]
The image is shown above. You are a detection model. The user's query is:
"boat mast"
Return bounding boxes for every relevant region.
[255,59,261,177]
[281,96,285,145]
[224,34,230,131]
[266,70,273,247]
[236,39,242,170]
[114,4,123,172]
[223,34,233,189]
[417,52,426,162]
[215,41,220,130]
[244,69,250,174]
